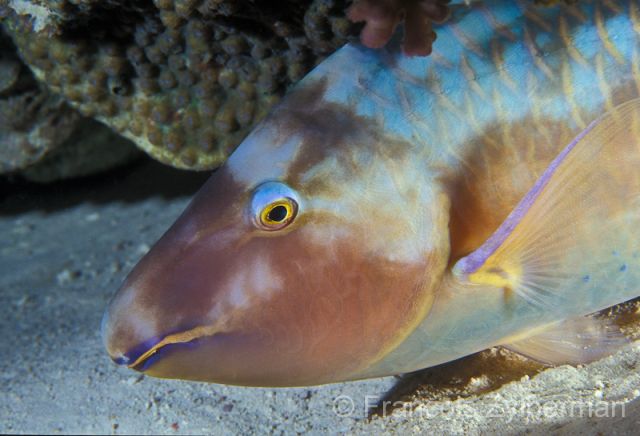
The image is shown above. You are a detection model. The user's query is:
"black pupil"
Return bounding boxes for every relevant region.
[268,205,288,223]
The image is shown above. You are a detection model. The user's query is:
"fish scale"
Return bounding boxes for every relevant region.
[102,0,640,386]
[309,0,639,171]
[292,0,640,377]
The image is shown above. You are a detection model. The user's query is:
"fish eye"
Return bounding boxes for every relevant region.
[266,204,288,223]
[250,182,300,231]
[259,199,297,230]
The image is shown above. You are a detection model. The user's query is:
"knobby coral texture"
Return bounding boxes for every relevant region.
[0,27,81,173]
[1,0,580,173]
[1,0,359,170]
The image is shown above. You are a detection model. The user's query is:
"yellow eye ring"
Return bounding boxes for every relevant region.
[258,198,297,230]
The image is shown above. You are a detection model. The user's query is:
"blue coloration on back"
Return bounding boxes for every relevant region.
[297,0,638,170]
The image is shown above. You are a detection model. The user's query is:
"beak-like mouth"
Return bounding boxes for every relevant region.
[113,324,222,371]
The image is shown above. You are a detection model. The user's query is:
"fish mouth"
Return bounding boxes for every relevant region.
[113,324,222,371]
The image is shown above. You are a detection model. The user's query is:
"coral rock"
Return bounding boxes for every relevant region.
[2,0,359,170]
[347,0,450,56]
[0,28,80,173]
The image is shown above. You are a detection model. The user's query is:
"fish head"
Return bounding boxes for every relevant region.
[102,81,451,386]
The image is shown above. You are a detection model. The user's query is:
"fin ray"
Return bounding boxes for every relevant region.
[454,98,640,312]
[503,316,628,365]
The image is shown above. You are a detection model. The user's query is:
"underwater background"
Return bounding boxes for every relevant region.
[2,0,640,433]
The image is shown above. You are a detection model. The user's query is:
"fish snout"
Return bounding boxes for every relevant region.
[101,281,164,369]
[101,230,233,372]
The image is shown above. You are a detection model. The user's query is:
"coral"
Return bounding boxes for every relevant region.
[1,0,581,173]
[0,25,138,180]
[347,0,450,56]
[0,27,81,173]
[1,0,359,170]
[346,0,579,56]
[19,119,140,183]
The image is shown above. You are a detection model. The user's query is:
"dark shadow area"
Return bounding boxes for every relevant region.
[0,157,211,217]
[369,349,545,419]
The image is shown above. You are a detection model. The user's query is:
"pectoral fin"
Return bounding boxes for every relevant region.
[453,99,640,310]
[502,316,627,365]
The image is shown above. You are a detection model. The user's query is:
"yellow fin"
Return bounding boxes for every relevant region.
[453,98,640,310]
[502,316,628,365]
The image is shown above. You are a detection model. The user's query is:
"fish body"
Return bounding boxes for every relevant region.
[103,0,640,386]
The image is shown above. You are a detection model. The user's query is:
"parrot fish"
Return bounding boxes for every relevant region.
[103,0,640,386]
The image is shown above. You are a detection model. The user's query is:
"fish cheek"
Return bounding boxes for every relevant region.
[219,231,437,385]
[129,215,437,386]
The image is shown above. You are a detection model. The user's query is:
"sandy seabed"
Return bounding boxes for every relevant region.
[1,160,639,435]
